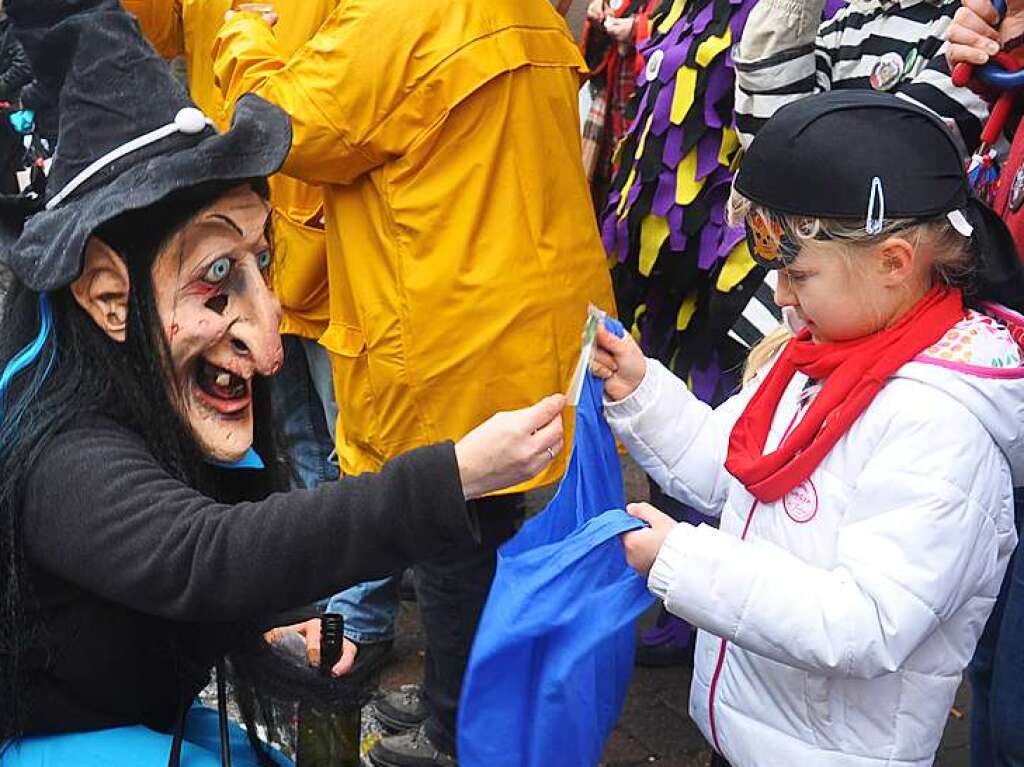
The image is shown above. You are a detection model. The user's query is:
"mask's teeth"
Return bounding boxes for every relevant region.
[215,372,231,388]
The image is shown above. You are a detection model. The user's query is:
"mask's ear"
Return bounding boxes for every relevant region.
[71,237,130,343]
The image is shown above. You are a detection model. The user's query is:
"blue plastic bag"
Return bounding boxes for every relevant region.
[457,342,656,767]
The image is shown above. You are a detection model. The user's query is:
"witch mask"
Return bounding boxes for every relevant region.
[73,186,283,462]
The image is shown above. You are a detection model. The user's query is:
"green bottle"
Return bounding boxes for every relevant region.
[296,613,361,767]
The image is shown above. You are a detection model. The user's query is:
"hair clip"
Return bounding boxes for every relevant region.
[866,176,885,235]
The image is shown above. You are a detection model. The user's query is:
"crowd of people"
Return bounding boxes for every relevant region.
[0,0,1021,766]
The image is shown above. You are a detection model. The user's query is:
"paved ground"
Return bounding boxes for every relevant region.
[371,456,973,767]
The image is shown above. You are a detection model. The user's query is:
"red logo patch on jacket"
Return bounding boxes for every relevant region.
[783,479,818,524]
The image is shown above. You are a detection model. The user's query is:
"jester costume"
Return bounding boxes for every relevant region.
[601,0,846,403]
[600,0,761,404]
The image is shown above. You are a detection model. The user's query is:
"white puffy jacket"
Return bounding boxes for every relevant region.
[606,307,1024,767]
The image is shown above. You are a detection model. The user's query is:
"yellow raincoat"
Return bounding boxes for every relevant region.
[214,0,616,491]
[125,0,336,339]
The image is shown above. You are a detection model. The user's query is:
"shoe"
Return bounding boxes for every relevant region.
[636,610,694,668]
[374,684,429,734]
[368,724,457,767]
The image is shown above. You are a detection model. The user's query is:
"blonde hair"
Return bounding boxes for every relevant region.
[729,188,975,384]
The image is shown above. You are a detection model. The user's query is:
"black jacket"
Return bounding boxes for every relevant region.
[0,19,32,103]
[20,415,475,735]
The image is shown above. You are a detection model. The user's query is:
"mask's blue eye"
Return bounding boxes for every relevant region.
[257,250,272,272]
[203,256,232,284]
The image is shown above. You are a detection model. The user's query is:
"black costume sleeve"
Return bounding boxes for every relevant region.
[22,418,475,622]
[0,37,34,100]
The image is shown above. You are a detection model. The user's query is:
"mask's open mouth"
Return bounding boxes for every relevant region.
[193,359,252,415]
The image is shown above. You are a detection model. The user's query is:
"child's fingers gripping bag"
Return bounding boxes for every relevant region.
[457,317,655,767]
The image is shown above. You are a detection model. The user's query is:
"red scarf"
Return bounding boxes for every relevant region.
[725,286,965,503]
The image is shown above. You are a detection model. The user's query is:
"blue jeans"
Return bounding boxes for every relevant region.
[1,704,292,766]
[969,490,1024,767]
[271,335,339,490]
[272,335,397,643]
[326,577,399,644]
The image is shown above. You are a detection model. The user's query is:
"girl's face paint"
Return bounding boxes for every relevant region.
[151,186,282,462]
[772,240,928,344]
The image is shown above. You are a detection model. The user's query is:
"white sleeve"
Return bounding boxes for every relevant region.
[647,386,1016,678]
[604,360,757,517]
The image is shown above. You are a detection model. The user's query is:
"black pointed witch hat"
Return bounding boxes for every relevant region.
[0,0,293,292]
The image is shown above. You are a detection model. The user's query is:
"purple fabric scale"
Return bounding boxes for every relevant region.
[717,224,746,261]
[657,37,694,86]
[600,209,620,260]
[597,0,765,397]
[668,206,686,252]
[651,81,675,137]
[691,2,716,37]
[662,124,686,169]
[698,222,721,270]
[703,63,733,130]
[616,217,631,264]
[653,170,677,217]
[695,130,722,181]
[689,354,722,404]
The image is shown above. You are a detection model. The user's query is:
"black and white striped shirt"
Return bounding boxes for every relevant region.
[734,0,987,152]
[728,0,988,349]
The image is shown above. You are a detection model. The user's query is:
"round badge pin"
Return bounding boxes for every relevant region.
[1011,165,1024,212]
[783,480,819,524]
[609,0,624,10]
[870,52,904,91]
[645,49,665,82]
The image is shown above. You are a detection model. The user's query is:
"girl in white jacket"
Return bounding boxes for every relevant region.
[592,90,1024,767]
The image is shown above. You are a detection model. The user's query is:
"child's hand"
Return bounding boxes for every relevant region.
[621,502,677,577]
[587,0,606,23]
[591,324,647,401]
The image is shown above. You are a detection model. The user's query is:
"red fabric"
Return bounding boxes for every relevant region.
[633,12,651,47]
[725,287,965,502]
[992,112,1024,256]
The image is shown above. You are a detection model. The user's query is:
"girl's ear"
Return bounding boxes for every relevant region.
[71,237,131,342]
[876,236,917,286]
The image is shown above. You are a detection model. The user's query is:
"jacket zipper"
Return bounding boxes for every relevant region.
[707,496,759,754]
[707,397,809,756]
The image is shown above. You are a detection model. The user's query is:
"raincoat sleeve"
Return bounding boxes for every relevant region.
[121,0,185,61]
[21,419,476,623]
[213,4,440,186]
[604,359,759,518]
[646,381,1017,679]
